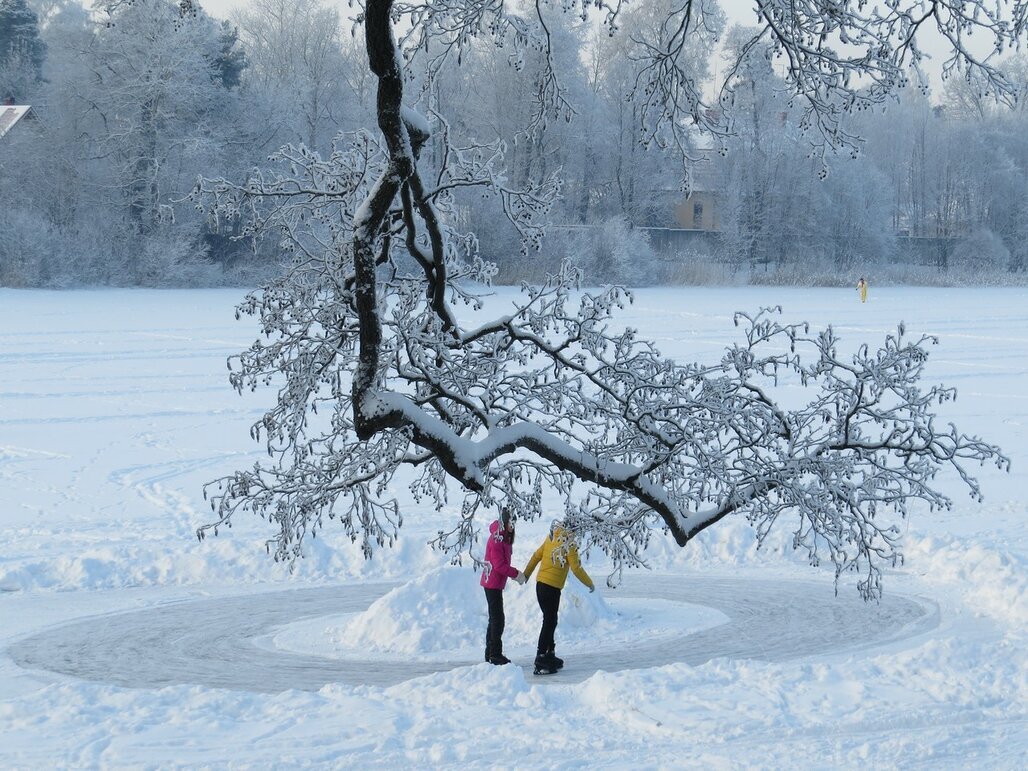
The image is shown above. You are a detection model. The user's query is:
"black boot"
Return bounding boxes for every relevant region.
[489,652,511,665]
[533,652,558,675]
[546,648,564,669]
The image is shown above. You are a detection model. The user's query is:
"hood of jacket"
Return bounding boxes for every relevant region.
[490,518,512,543]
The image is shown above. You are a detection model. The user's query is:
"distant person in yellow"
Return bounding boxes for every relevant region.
[857,277,868,303]
[523,520,595,674]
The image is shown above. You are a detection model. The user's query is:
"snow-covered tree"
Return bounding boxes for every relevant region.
[572,0,721,228]
[231,0,365,153]
[0,0,46,100]
[56,0,261,282]
[197,0,1015,598]
[84,0,223,234]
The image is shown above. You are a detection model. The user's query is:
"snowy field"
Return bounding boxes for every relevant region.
[1,286,1025,769]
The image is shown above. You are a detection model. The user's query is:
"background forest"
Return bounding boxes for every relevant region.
[2,0,1027,287]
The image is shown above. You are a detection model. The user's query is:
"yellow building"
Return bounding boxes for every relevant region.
[674,190,720,231]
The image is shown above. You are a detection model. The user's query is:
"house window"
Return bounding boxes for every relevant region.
[693,201,704,227]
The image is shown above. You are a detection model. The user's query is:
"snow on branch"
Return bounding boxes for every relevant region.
[197,0,1011,599]
[201,231,1008,598]
[738,0,1027,163]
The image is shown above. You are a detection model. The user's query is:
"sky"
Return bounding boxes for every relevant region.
[195,0,962,89]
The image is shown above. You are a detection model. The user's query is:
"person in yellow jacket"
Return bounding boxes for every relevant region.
[857,276,868,303]
[523,520,594,673]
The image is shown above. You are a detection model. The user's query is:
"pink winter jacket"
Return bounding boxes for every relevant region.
[480,519,520,590]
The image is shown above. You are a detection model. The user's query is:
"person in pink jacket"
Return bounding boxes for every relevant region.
[480,508,526,665]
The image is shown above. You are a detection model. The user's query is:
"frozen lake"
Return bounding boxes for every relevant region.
[1,286,1025,768]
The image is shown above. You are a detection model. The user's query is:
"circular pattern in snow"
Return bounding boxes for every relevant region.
[7,575,938,692]
[265,567,728,661]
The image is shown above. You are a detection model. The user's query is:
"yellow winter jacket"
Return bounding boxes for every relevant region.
[524,526,594,591]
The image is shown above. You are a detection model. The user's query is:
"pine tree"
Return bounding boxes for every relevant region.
[0,0,46,99]
[213,21,246,91]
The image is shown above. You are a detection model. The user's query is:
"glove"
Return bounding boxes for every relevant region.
[588,585,595,593]
[514,570,527,586]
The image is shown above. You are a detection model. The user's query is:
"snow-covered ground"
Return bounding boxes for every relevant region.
[1,286,1025,769]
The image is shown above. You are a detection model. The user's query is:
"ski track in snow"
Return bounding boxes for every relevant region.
[8,576,937,692]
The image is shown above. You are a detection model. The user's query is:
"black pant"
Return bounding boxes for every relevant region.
[536,581,561,655]
[484,587,505,657]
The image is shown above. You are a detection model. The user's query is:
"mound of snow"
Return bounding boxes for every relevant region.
[0,531,445,593]
[340,566,491,655]
[904,532,1027,628]
[270,566,727,661]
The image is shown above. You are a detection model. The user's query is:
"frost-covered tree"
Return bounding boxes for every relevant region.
[60,0,259,283]
[0,0,46,100]
[84,0,224,235]
[197,0,1015,598]
[231,0,364,152]
[597,0,723,220]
